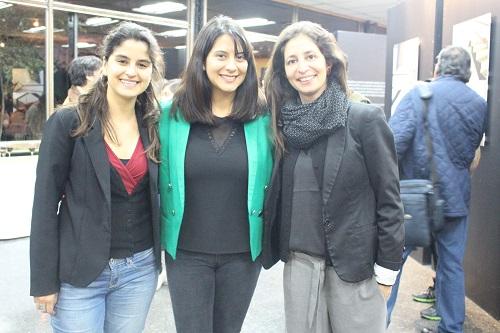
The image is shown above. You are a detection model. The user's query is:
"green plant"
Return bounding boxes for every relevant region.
[0,38,45,92]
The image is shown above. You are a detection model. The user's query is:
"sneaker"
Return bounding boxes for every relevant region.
[420,305,441,321]
[421,328,435,333]
[413,286,436,303]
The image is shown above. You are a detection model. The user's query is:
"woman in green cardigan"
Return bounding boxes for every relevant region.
[158,16,273,333]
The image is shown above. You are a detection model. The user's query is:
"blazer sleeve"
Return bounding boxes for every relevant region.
[30,109,77,296]
[360,107,404,271]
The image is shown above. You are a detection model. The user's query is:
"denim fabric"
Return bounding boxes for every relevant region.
[435,216,467,333]
[51,248,157,333]
[165,249,261,333]
[386,247,413,326]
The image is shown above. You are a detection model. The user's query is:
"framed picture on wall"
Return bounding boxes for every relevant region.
[453,13,491,146]
[391,37,420,115]
[452,13,492,102]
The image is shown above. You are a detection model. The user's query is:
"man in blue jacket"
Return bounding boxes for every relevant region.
[387,46,487,333]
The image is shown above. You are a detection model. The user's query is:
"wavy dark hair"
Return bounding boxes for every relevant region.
[172,15,264,123]
[264,21,348,157]
[72,21,164,161]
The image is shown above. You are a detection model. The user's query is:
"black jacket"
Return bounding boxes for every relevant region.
[262,102,404,283]
[30,107,160,296]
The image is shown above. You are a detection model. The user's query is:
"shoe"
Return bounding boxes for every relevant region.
[421,328,435,333]
[420,305,441,321]
[413,286,436,303]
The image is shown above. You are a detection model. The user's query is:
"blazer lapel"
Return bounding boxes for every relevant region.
[322,126,346,205]
[83,118,111,207]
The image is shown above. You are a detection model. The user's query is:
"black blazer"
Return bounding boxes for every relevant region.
[30,107,160,297]
[262,102,404,283]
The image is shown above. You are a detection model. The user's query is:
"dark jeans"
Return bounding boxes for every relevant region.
[165,249,261,333]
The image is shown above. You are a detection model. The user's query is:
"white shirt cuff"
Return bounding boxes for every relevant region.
[374,263,399,286]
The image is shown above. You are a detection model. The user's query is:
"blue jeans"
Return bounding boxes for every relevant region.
[51,248,158,333]
[435,216,467,333]
[165,249,261,333]
[386,246,413,327]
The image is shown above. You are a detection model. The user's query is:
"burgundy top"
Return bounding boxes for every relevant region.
[105,138,147,195]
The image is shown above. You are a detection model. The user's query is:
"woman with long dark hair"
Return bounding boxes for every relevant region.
[158,16,273,332]
[262,21,404,333]
[30,22,164,332]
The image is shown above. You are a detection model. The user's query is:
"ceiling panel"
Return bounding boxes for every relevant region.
[273,0,404,24]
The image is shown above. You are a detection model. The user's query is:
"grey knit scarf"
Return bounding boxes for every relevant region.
[280,82,349,149]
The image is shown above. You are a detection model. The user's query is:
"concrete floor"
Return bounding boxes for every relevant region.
[1,237,498,333]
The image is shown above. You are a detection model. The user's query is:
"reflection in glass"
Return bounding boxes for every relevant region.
[54,10,187,96]
[0,4,46,142]
[60,0,187,20]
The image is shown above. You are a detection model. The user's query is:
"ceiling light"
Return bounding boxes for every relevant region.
[0,2,13,10]
[174,45,186,49]
[245,31,278,43]
[61,42,97,49]
[234,18,275,28]
[33,19,40,27]
[0,42,5,48]
[85,17,118,27]
[23,26,47,33]
[133,1,186,15]
[23,26,64,33]
[157,29,186,37]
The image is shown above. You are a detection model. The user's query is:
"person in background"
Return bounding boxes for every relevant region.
[25,94,46,140]
[387,46,487,333]
[159,16,273,333]
[63,55,102,105]
[262,21,404,333]
[30,22,164,333]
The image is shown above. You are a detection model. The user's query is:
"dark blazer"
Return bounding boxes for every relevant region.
[30,107,160,297]
[262,102,404,283]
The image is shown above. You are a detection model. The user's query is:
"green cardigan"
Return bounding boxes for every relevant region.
[158,100,273,260]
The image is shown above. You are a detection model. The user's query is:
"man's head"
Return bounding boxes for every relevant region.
[68,56,102,88]
[434,46,471,83]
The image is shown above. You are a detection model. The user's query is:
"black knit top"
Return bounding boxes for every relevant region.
[178,116,250,254]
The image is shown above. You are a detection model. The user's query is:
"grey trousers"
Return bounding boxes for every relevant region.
[165,249,261,333]
[284,252,386,333]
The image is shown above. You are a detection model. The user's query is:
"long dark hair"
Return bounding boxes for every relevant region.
[264,21,348,157]
[73,21,165,161]
[172,15,264,123]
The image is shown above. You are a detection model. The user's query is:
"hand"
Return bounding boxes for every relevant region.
[34,293,58,315]
[377,284,392,301]
[469,148,481,172]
